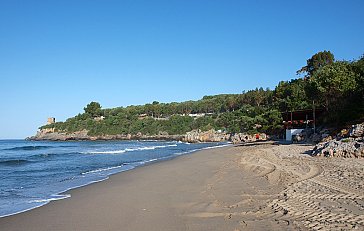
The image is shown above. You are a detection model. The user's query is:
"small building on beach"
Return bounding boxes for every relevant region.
[281,109,324,141]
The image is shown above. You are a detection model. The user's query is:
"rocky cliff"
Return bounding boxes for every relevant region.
[28,128,267,143]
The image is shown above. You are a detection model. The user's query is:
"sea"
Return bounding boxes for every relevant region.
[0,139,229,218]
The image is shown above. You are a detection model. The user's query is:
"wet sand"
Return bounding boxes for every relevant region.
[1,142,363,231]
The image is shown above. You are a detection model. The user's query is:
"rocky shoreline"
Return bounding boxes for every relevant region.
[27,130,184,142]
[312,123,364,158]
[27,128,268,143]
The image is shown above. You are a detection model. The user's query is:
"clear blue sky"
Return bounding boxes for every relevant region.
[0,0,363,139]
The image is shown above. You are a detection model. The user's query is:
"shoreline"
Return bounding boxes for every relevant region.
[0,142,232,219]
[0,144,243,231]
[1,142,363,230]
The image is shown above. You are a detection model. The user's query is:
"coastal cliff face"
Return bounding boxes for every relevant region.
[29,130,90,141]
[29,129,184,141]
[28,128,267,143]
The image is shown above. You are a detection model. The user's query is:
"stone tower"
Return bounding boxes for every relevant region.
[47,117,56,125]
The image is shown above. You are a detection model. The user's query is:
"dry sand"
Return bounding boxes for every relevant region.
[1,142,364,231]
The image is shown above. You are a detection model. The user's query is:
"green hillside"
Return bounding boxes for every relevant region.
[41,51,364,136]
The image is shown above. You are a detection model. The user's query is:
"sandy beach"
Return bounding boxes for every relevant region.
[1,142,364,231]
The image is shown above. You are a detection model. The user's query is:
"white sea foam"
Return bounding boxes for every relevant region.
[9,173,129,218]
[81,165,125,175]
[0,194,71,218]
[140,158,159,164]
[28,194,71,203]
[84,144,178,154]
[88,150,126,154]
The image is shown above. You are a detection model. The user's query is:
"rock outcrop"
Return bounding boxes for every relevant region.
[182,129,230,143]
[292,128,331,143]
[312,137,364,158]
[29,130,92,141]
[312,122,364,158]
[350,123,364,137]
[230,133,267,144]
[29,128,268,144]
[182,129,267,143]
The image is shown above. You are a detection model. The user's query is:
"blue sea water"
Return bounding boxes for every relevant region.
[0,139,228,217]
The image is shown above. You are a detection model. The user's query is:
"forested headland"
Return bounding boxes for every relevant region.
[40,51,364,137]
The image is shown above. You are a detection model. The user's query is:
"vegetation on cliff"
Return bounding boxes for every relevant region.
[41,51,364,136]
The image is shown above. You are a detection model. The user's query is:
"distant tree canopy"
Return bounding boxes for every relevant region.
[84,101,102,118]
[41,51,364,136]
[297,50,335,77]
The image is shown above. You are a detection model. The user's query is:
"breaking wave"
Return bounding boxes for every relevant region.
[85,144,178,154]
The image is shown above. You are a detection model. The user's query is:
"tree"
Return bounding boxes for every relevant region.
[261,109,283,133]
[152,101,161,118]
[309,61,358,113]
[226,96,237,112]
[298,50,335,77]
[84,102,102,118]
[351,55,364,95]
[273,79,310,112]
